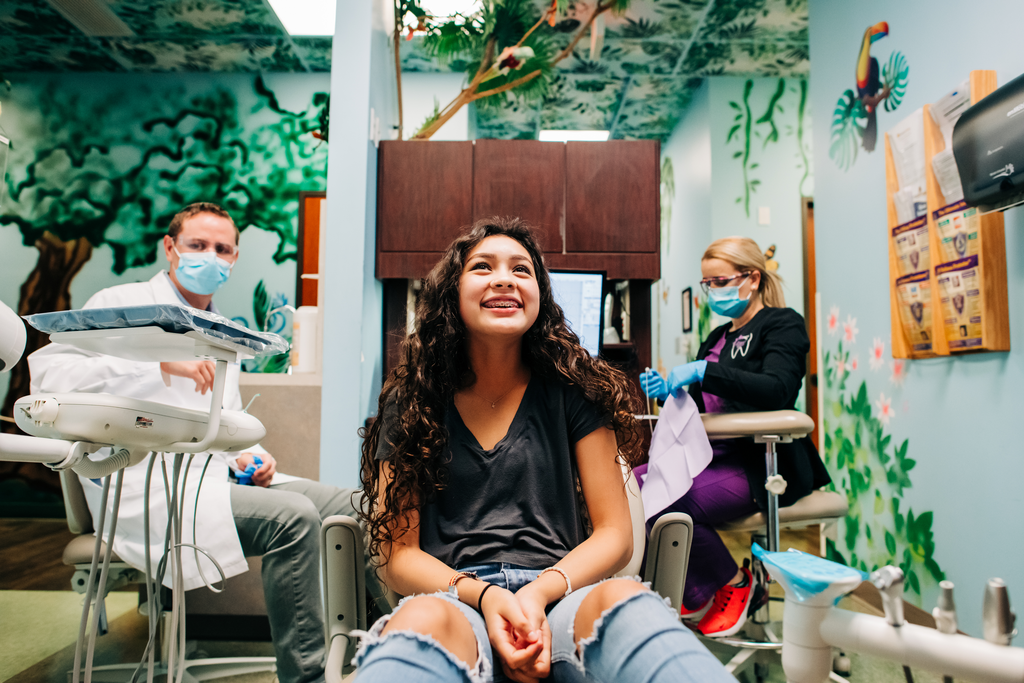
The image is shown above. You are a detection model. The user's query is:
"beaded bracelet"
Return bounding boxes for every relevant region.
[541,566,572,598]
[447,571,478,598]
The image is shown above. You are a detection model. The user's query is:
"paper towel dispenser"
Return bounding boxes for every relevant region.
[952,71,1024,213]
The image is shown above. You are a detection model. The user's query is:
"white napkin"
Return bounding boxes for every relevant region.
[641,393,713,521]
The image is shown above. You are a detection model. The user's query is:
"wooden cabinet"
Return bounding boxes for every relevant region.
[376,139,660,280]
[564,141,659,253]
[376,141,473,277]
[472,139,564,253]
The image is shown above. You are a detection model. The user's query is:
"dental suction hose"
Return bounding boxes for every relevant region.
[68,447,146,479]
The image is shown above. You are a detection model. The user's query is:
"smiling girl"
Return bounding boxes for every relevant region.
[354,217,732,683]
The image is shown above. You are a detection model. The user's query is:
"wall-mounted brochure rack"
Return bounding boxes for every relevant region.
[886,70,1009,358]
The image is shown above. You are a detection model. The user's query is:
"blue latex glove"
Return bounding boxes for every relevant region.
[665,360,708,396]
[640,369,669,401]
[236,456,263,486]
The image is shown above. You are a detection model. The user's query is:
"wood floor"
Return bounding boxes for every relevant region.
[0,518,79,591]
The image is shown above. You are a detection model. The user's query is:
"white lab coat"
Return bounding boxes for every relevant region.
[29,271,296,590]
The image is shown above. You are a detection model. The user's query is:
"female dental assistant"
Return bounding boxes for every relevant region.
[640,236,830,638]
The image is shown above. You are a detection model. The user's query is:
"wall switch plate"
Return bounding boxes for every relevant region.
[676,336,685,355]
[758,206,771,225]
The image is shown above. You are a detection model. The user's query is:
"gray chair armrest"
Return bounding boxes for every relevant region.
[643,512,693,614]
[701,410,814,441]
[321,515,366,682]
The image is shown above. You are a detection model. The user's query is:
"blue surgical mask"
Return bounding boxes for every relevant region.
[708,286,751,318]
[174,248,233,295]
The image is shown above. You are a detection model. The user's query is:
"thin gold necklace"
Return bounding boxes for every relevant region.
[470,382,518,409]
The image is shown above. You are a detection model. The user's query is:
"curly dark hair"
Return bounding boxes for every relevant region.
[359,216,643,567]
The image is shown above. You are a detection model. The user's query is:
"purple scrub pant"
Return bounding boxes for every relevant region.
[651,451,758,610]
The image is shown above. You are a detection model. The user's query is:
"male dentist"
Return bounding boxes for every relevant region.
[29,202,358,683]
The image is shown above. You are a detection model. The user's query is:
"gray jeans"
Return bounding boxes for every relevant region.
[231,479,371,683]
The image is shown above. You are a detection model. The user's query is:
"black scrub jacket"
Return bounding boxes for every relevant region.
[687,306,832,510]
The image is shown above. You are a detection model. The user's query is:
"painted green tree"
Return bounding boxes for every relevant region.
[822,338,944,599]
[0,76,327,486]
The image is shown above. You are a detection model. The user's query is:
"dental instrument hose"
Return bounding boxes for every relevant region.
[72,475,110,683]
[84,468,125,683]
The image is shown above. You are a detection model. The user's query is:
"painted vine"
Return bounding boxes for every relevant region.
[821,324,944,599]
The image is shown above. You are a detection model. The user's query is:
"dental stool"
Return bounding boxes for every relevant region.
[700,411,849,682]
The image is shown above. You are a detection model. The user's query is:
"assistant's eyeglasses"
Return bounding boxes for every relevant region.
[699,271,752,295]
[176,237,239,259]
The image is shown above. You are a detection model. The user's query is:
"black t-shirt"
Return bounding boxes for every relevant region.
[375,375,608,569]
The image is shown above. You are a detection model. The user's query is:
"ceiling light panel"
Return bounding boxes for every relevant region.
[539,130,611,142]
[266,0,336,36]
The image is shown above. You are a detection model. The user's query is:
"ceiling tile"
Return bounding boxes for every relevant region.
[0,34,125,71]
[292,37,332,72]
[110,0,286,37]
[0,0,78,36]
[105,37,304,72]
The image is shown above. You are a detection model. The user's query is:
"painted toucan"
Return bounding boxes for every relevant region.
[855,21,889,151]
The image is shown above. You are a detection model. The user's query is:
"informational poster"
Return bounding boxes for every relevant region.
[891,215,929,276]
[895,270,933,353]
[934,200,980,262]
[936,255,983,350]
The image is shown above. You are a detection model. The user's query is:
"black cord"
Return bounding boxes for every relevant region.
[903,665,914,683]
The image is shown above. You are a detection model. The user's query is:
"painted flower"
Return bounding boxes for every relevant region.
[489,46,535,79]
[834,354,846,376]
[876,392,894,425]
[850,356,859,371]
[870,337,885,370]
[843,315,859,343]
[890,359,906,386]
[827,305,839,335]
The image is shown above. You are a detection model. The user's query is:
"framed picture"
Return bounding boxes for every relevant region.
[681,287,693,333]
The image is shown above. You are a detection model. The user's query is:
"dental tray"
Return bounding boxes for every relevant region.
[25,304,288,358]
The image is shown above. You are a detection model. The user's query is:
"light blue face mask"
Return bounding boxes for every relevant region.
[708,285,751,318]
[174,248,233,295]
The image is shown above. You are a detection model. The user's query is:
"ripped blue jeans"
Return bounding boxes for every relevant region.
[352,563,731,683]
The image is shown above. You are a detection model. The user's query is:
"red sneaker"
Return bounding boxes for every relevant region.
[679,598,711,622]
[697,567,754,637]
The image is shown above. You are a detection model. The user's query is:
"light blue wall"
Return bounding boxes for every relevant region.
[403,72,469,140]
[656,76,811,374]
[319,0,397,488]
[810,0,1024,636]
[655,81,712,374]
[709,77,811,317]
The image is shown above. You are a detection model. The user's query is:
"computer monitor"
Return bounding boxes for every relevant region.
[548,270,605,356]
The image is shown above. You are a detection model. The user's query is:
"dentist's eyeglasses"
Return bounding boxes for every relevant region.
[176,237,239,259]
[699,272,752,295]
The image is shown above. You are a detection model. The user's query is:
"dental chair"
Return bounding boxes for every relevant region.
[700,410,849,682]
[318,467,697,682]
[1,302,286,683]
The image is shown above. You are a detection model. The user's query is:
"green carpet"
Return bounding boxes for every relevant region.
[0,590,137,682]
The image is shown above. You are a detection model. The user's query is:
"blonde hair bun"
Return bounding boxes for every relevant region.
[702,236,785,308]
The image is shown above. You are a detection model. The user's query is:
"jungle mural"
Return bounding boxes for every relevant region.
[0,73,328,494]
[829,21,910,171]
[725,77,811,217]
[821,305,943,601]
